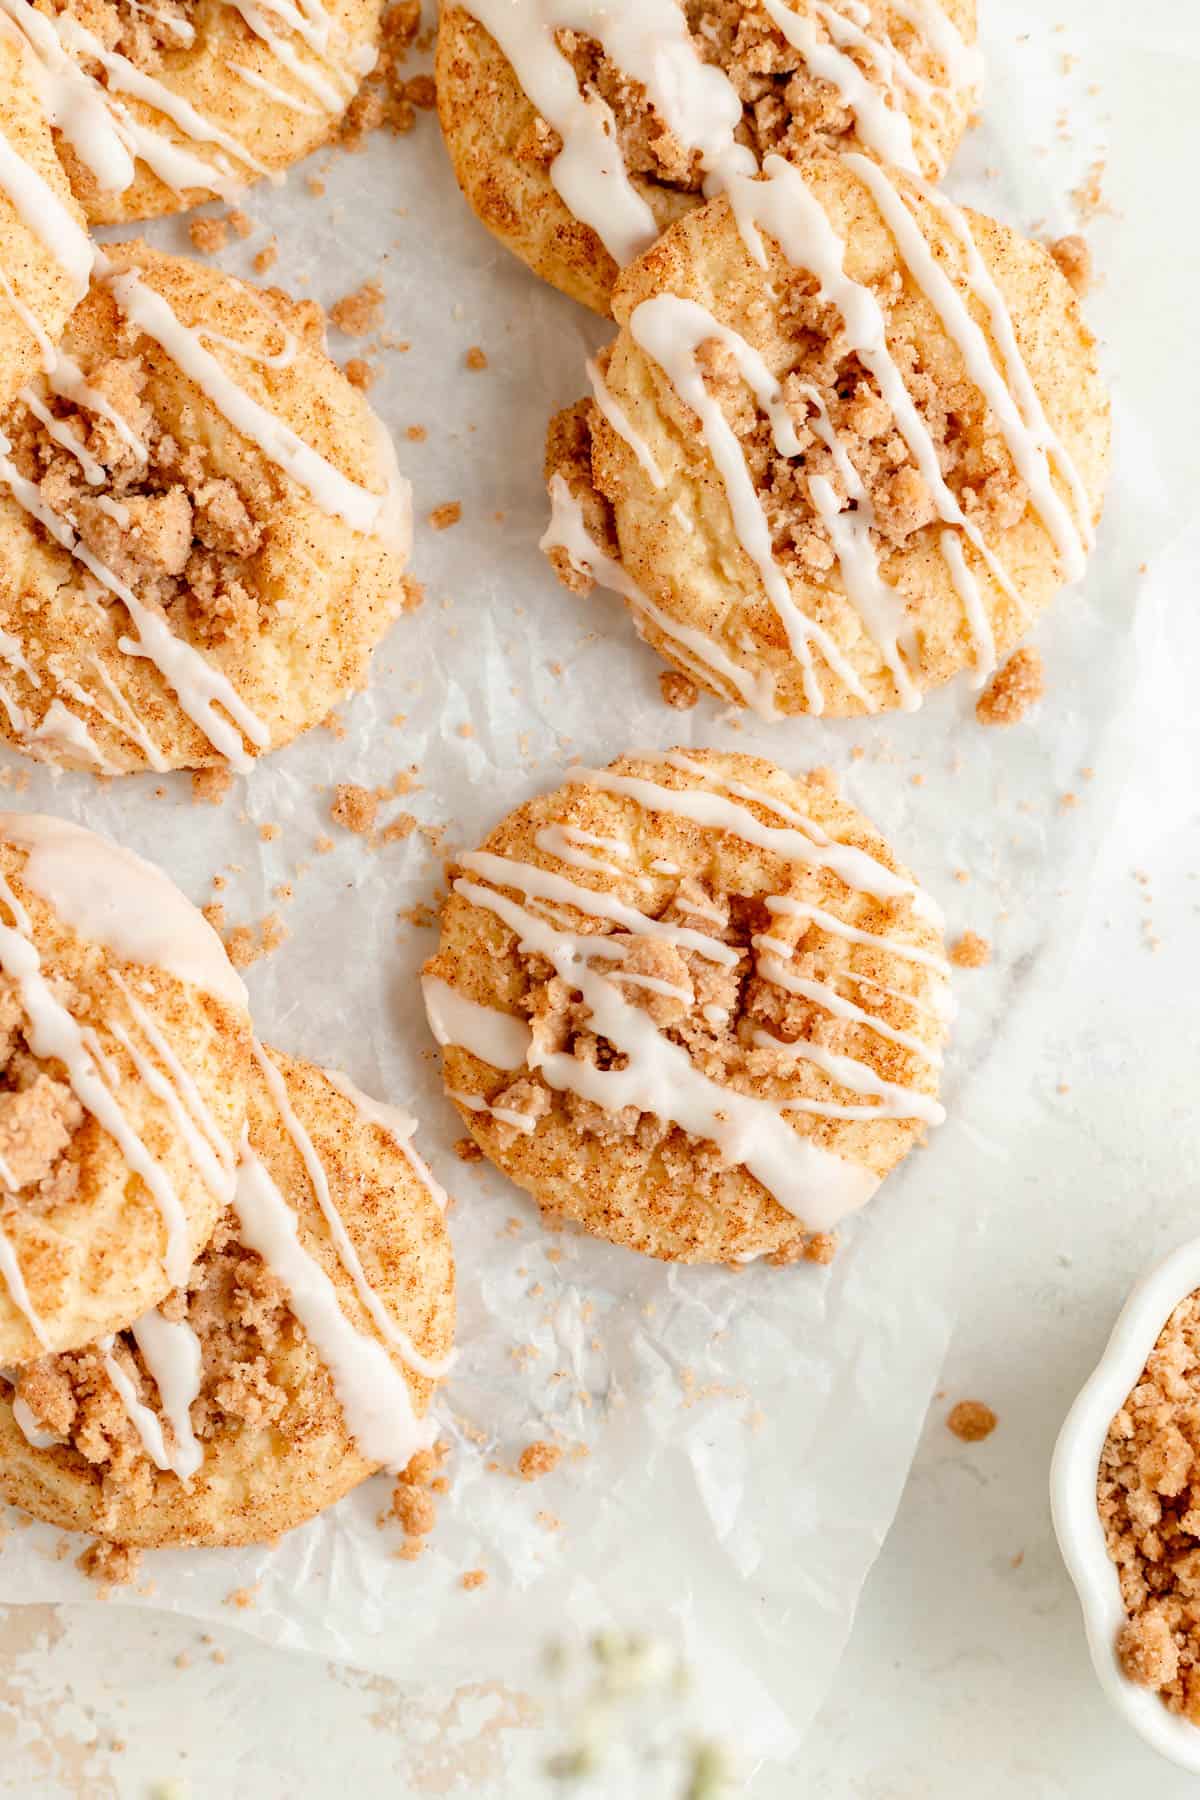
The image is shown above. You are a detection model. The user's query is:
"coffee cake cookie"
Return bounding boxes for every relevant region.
[0,240,411,775]
[423,748,950,1264]
[0,0,382,224]
[0,813,251,1365]
[0,1047,455,1549]
[0,35,92,407]
[544,154,1110,717]
[437,0,979,314]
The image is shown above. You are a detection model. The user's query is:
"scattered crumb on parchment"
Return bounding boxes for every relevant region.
[976,649,1044,726]
[949,931,991,969]
[947,1400,997,1442]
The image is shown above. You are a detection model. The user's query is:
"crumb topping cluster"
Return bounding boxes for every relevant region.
[457,845,929,1164]
[3,1215,304,1527]
[0,976,84,1216]
[1100,1292,1200,1720]
[525,1,948,198]
[5,353,272,648]
[51,0,194,73]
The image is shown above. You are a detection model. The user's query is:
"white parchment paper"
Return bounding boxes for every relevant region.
[0,0,1176,1780]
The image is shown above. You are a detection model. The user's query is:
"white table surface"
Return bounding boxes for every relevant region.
[4,0,1200,1792]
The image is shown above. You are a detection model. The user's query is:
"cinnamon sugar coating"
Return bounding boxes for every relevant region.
[0,1052,455,1550]
[33,0,384,225]
[436,0,978,315]
[0,826,251,1364]
[1099,1292,1200,1723]
[0,39,90,409]
[545,156,1109,718]
[425,748,950,1264]
[0,243,411,775]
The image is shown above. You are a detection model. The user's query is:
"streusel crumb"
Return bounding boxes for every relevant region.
[947,1400,997,1442]
[331,783,379,835]
[188,217,229,255]
[975,649,1045,726]
[77,1540,141,1586]
[1049,233,1092,296]
[330,281,385,337]
[949,931,991,969]
[659,670,699,710]
[1099,1292,1200,1720]
[192,767,233,805]
[517,1440,561,1480]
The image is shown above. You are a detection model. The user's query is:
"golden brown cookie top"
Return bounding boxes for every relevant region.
[0,240,411,774]
[4,0,383,224]
[544,152,1110,716]
[425,748,950,1265]
[437,0,980,312]
[0,813,251,1362]
[0,36,92,405]
[0,1047,456,1549]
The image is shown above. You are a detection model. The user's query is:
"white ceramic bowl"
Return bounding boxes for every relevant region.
[1051,1234,1200,1772]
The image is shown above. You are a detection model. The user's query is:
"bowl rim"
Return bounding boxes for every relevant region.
[1051,1232,1200,1773]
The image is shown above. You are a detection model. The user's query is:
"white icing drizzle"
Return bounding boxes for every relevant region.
[453,872,879,1231]
[793,378,920,707]
[0,428,269,770]
[0,1218,50,1348]
[129,1309,204,1480]
[763,894,948,970]
[723,155,1037,662]
[755,1026,944,1124]
[937,526,993,682]
[446,1085,537,1134]
[755,952,940,1062]
[845,154,1091,581]
[422,975,532,1069]
[101,1319,202,1482]
[542,476,781,719]
[460,847,740,965]
[102,264,395,536]
[112,971,238,1168]
[2,813,248,1007]
[321,1065,451,1221]
[227,0,354,112]
[0,121,92,296]
[535,823,654,890]
[58,654,171,770]
[567,760,933,918]
[888,0,982,92]
[0,866,193,1284]
[628,293,874,715]
[253,1044,453,1379]
[233,1139,438,1469]
[587,357,665,489]
[761,0,920,174]
[11,1393,61,1446]
[230,59,324,116]
[458,0,751,266]
[18,385,107,486]
[0,0,361,211]
[29,698,116,771]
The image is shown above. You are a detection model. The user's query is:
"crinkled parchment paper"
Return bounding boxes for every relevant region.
[0,0,1177,1780]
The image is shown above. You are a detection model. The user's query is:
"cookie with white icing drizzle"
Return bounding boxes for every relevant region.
[543,153,1110,717]
[0,813,251,1363]
[0,34,92,407]
[0,1047,455,1549]
[0,0,382,224]
[436,0,979,314]
[423,748,950,1264]
[0,239,412,774]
